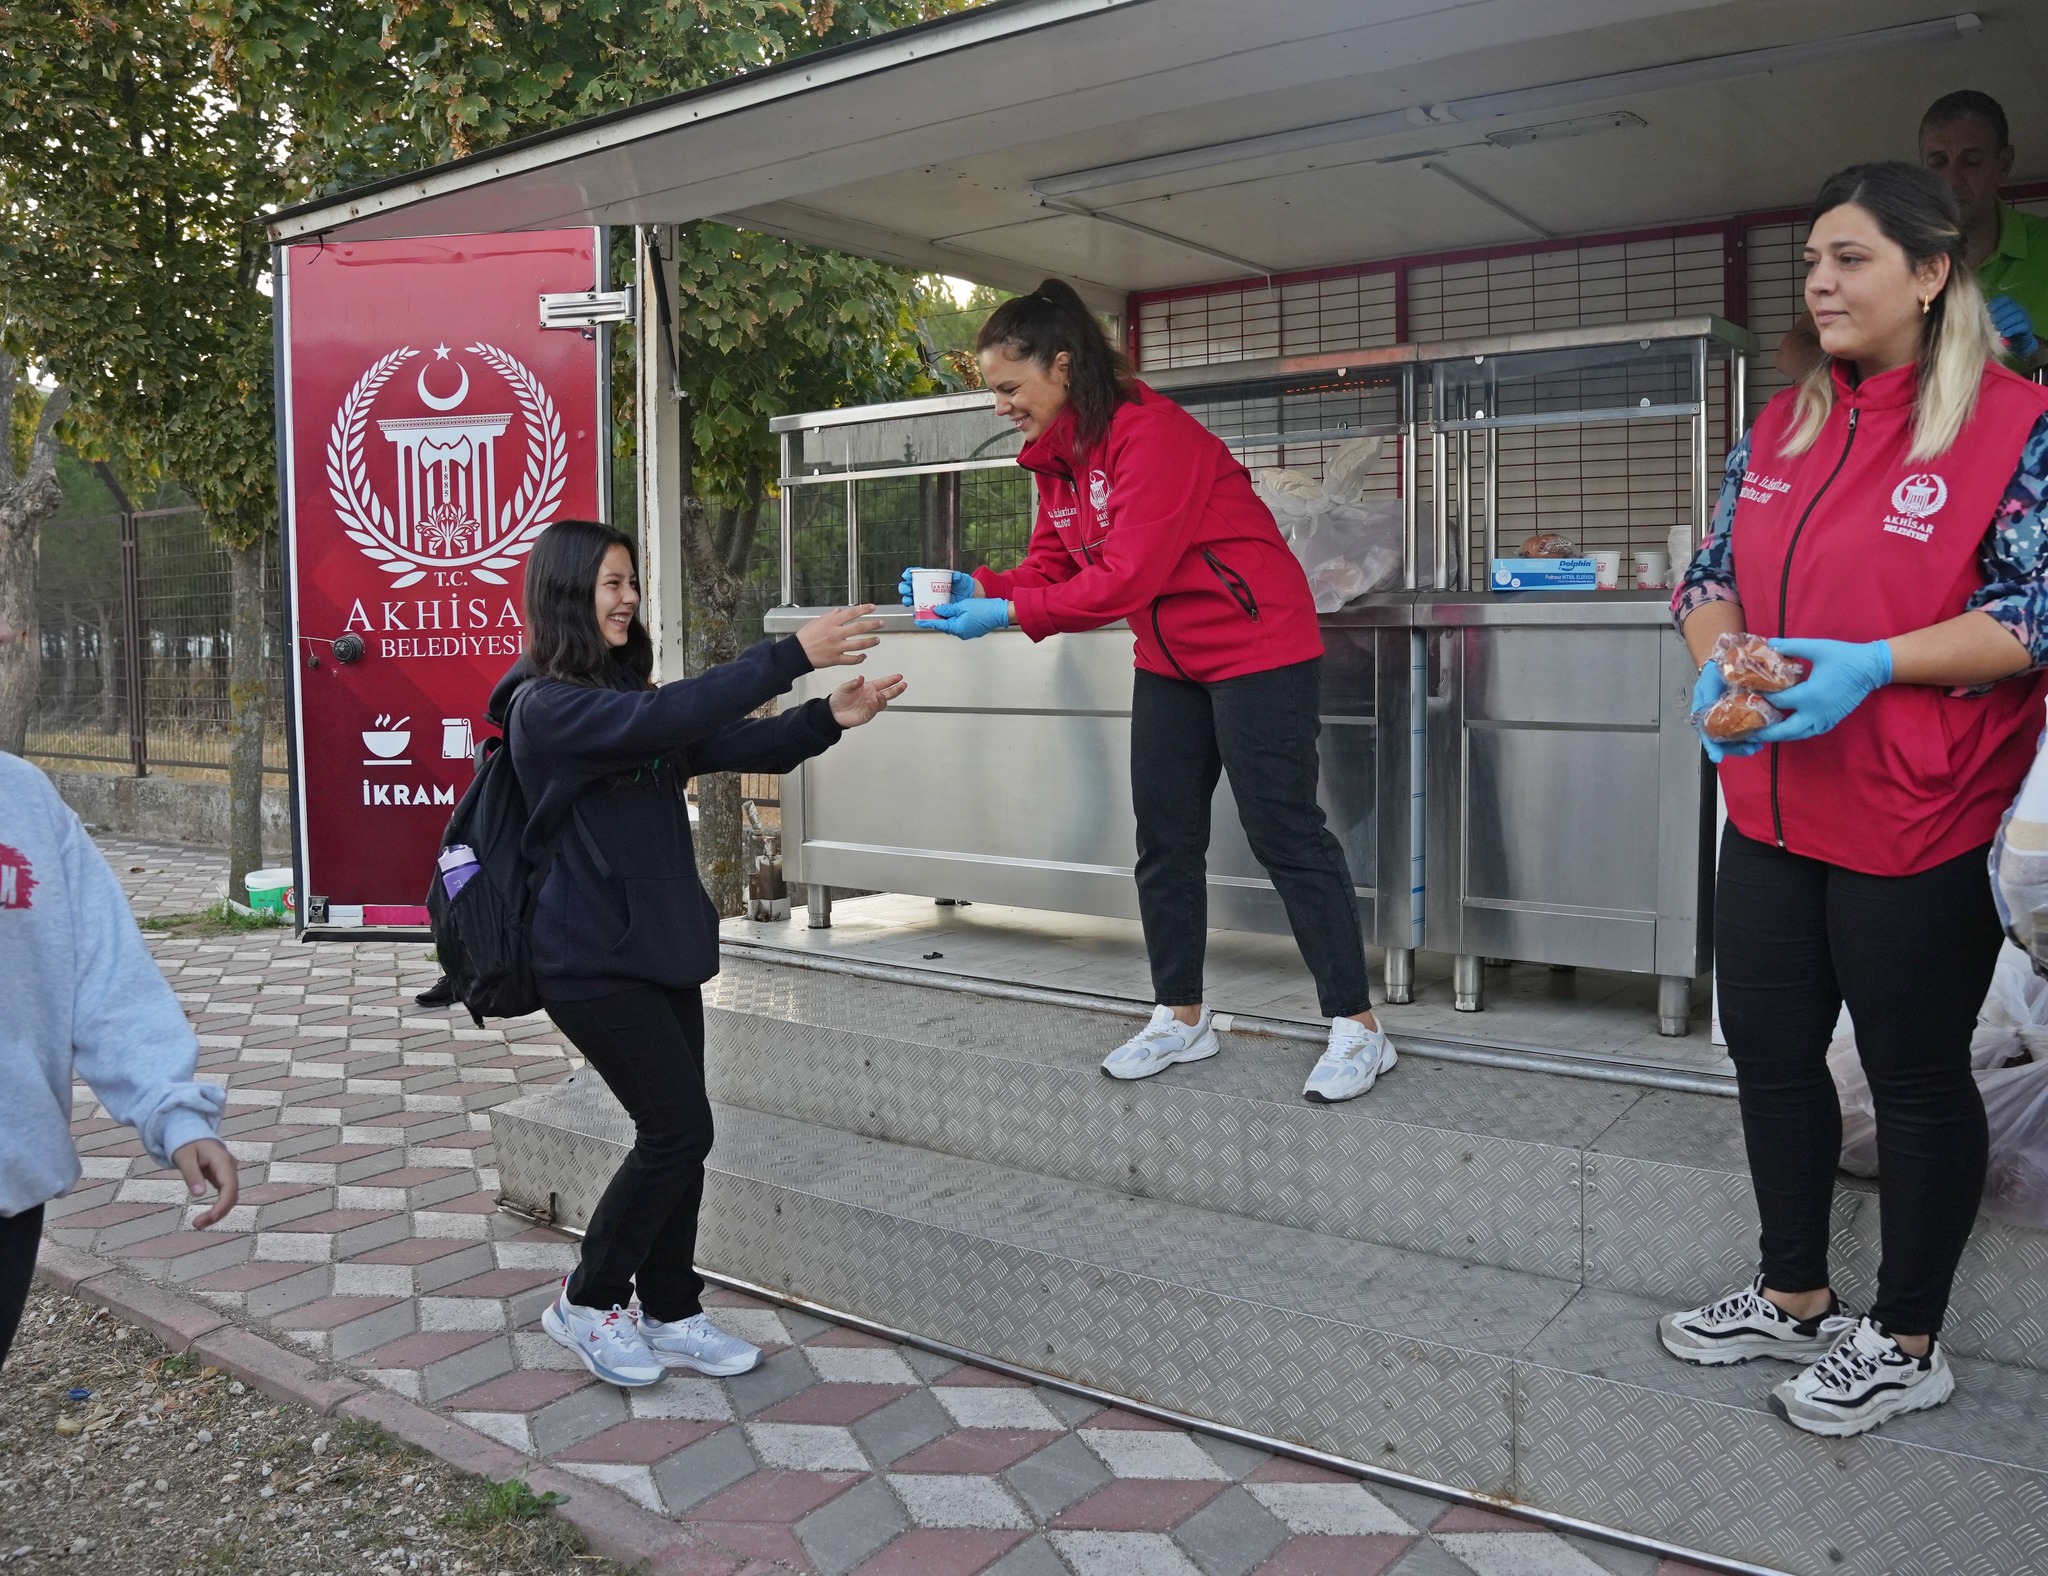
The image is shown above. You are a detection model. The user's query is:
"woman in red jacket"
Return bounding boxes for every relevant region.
[1665,163,2048,1435]
[903,280,1395,1103]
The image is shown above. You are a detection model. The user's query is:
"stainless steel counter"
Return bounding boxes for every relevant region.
[763,589,1709,1034]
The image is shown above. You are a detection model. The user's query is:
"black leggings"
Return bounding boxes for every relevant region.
[544,984,713,1323]
[1715,825,1997,1336]
[1130,660,1372,1019]
[0,1206,43,1369]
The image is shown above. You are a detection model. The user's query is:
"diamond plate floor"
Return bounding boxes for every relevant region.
[46,836,1730,1576]
[723,894,1735,1080]
[680,954,2048,1374]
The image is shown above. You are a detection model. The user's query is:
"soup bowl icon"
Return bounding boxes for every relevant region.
[362,730,411,758]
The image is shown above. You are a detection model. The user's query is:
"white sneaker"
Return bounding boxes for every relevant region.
[1101,1005,1220,1080]
[1658,1273,1855,1366]
[1770,1317,1954,1437]
[639,1311,762,1376]
[540,1281,665,1387]
[1302,1017,1397,1103]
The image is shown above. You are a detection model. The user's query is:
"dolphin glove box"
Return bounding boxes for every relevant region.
[1490,557,1598,591]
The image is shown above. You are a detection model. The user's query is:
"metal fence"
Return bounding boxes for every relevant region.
[27,507,288,779]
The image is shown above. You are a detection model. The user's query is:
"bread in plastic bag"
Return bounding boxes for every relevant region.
[1519,531,1582,558]
[1710,630,1806,693]
[1693,689,1784,742]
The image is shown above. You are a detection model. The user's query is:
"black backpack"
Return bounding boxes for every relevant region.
[424,690,606,1026]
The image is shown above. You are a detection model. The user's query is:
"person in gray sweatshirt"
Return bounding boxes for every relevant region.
[0,749,238,1366]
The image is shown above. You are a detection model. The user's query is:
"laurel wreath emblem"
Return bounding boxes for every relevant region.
[325,343,568,589]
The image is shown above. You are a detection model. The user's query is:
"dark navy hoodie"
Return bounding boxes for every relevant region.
[486,635,839,999]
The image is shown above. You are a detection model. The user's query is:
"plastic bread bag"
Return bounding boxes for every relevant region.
[1519,531,1582,558]
[1691,689,1785,743]
[1320,434,1386,504]
[1709,631,1806,694]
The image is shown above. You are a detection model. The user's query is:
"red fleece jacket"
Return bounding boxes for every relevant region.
[974,385,1323,683]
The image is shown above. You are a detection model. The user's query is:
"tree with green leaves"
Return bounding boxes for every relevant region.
[197,0,970,913]
[2,0,285,899]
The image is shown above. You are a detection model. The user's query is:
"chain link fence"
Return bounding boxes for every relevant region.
[28,507,287,780]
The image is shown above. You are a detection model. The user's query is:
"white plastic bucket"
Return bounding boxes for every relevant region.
[245,867,295,915]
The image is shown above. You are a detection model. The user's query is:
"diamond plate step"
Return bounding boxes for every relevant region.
[492,1077,2048,1576]
[696,956,2048,1371]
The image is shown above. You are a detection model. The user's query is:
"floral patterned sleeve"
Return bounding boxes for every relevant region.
[1670,428,1749,635]
[1968,411,2048,671]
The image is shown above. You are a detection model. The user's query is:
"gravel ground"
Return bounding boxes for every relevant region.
[0,1283,629,1576]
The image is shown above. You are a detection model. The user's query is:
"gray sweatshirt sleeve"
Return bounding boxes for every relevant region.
[60,799,225,1169]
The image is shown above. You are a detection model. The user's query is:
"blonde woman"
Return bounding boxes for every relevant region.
[1663,162,2048,1434]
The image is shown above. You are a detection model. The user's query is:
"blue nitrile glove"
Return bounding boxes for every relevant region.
[1751,637,1893,744]
[919,597,1010,639]
[1690,657,1763,763]
[1990,294,2039,360]
[897,568,978,608]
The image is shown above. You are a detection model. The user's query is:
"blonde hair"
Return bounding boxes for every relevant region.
[1781,163,2004,464]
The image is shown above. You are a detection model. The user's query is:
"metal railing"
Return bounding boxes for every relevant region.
[27,507,287,779]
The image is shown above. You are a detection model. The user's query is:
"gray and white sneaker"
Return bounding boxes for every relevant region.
[1101,1005,1219,1080]
[1659,1274,1855,1366]
[639,1311,762,1376]
[1302,1017,1397,1103]
[1770,1317,1954,1437]
[540,1283,665,1387]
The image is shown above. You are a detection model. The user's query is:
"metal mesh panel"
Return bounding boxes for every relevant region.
[957,470,1035,578]
[1404,233,1724,341]
[790,484,849,605]
[27,512,128,769]
[28,507,285,778]
[854,474,926,606]
[1136,271,1399,369]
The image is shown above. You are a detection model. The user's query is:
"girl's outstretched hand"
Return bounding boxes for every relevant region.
[830,673,907,728]
[798,605,884,668]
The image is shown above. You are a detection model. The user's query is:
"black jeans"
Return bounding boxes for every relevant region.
[544,984,713,1323]
[0,1205,43,1370]
[1131,660,1372,1019]
[1716,825,1998,1336]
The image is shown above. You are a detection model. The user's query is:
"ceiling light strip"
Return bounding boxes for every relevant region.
[1032,12,1980,198]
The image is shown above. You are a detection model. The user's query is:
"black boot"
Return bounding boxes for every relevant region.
[415,974,455,1008]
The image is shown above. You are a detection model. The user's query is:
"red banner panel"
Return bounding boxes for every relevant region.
[279,230,604,923]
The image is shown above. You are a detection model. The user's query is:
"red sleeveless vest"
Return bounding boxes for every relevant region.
[1721,360,2048,876]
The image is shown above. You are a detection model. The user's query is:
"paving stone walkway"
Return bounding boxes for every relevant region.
[54,835,1728,1576]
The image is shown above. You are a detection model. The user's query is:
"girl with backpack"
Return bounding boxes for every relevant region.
[492,519,901,1386]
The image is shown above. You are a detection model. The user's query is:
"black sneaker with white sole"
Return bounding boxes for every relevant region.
[1769,1317,1954,1437]
[1658,1273,1856,1365]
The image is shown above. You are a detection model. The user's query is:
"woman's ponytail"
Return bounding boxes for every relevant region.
[976,279,1135,453]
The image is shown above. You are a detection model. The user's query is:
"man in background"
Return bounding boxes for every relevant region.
[1779,90,2048,377]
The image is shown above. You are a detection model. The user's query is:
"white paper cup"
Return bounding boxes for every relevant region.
[1591,550,1622,591]
[1634,551,1672,590]
[909,568,954,619]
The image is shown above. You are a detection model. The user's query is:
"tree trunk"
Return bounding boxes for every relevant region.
[225,538,270,904]
[96,600,120,734]
[56,607,78,719]
[684,500,746,918]
[0,371,68,755]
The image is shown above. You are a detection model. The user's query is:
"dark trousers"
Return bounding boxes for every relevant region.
[1131,660,1373,1019]
[544,985,713,1323]
[0,1205,43,1370]
[1716,825,1997,1336]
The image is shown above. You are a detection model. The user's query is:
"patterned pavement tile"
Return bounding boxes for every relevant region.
[57,838,1739,1576]
[1051,1480,1229,1532]
[851,1529,1028,1576]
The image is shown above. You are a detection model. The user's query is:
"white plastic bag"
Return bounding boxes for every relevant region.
[1826,941,2048,1226]
[1254,437,1402,613]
